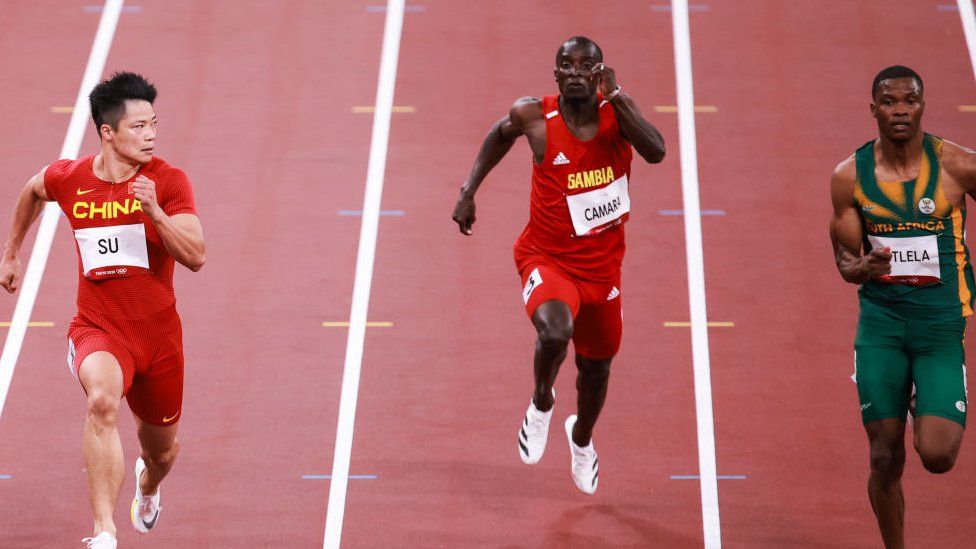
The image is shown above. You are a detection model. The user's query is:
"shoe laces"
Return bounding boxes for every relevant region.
[138,494,159,518]
[525,404,550,436]
[81,534,113,548]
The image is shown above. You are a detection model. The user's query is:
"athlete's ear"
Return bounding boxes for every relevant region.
[869,102,878,119]
[99,123,113,142]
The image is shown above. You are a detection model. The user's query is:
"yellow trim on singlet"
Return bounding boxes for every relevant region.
[951,207,974,316]
[876,177,908,211]
[853,183,902,222]
[912,150,932,210]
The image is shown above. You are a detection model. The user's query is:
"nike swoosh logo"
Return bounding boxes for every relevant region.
[162,413,179,423]
[76,188,95,195]
[141,508,159,530]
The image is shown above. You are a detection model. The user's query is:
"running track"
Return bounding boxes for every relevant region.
[0,1,973,547]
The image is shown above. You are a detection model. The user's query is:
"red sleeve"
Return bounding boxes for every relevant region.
[43,159,72,202]
[160,168,197,216]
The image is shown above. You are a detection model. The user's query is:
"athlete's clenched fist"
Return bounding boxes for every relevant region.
[863,246,893,279]
[0,255,21,293]
[132,175,161,220]
[591,63,618,97]
[452,194,477,235]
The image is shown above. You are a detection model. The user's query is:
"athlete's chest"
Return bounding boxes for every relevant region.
[62,176,164,247]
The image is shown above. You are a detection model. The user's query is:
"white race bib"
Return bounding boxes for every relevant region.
[74,223,149,280]
[868,234,940,286]
[566,174,631,236]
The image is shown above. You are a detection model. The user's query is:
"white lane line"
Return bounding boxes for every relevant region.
[322,1,405,547]
[0,0,125,422]
[957,0,976,85]
[670,0,721,547]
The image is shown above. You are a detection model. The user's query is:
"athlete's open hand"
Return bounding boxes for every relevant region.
[0,255,21,293]
[452,194,476,235]
[592,63,618,97]
[132,175,162,220]
[863,247,893,279]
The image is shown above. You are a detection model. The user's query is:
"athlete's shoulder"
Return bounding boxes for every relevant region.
[145,156,190,184]
[509,96,543,125]
[44,155,93,186]
[939,138,976,189]
[832,153,857,183]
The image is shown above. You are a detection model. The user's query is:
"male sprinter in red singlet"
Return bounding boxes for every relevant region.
[0,73,205,548]
[831,66,975,548]
[452,37,665,494]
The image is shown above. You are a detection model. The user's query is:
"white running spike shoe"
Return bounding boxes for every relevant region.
[565,415,599,495]
[518,389,555,464]
[131,457,161,534]
[82,532,117,548]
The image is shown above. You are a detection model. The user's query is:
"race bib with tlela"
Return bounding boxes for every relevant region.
[565,174,631,236]
[868,234,941,286]
[74,223,150,280]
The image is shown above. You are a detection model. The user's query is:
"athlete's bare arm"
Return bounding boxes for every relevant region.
[830,156,892,284]
[940,140,976,204]
[0,167,51,293]
[592,63,665,164]
[452,98,545,235]
[131,175,206,272]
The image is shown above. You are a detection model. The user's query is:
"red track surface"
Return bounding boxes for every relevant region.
[0,1,973,547]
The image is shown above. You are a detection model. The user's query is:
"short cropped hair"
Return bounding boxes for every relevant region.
[89,71,157,133]
[556,36,604,63]
[871,65,923,98]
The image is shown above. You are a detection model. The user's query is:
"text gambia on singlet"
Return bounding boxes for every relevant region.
[514,95,635,283]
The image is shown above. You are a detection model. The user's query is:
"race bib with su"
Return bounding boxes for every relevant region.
[868,234,941,286]
[565,174,631,236]
[74,223,150,280]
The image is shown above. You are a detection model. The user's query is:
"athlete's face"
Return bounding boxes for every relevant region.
[101,100,157,164]
[871,78,924,143]
[554,45,601,99]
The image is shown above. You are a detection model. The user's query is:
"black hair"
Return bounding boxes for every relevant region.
[89,71,157,135]
[871,65,923,98]
[556,36,603,63]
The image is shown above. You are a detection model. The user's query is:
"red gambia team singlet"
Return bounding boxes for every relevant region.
[44,155,196,319]
[514,95,634,282]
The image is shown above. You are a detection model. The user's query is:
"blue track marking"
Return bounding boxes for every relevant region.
[659,209,726,216]
[671,474,746,480]
[303,474,378,480]
[338,210,405,216]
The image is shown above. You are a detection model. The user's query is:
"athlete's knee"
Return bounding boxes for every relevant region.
[869,446,905,479]
[537,319,573,350]
[920,451,956,474]
[86,390,120,427]
[577,357,611,383]
[917,440,959,474]
[145,440,180,470]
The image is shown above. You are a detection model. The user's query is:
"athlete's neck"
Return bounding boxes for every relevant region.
[877,131,924,172]
[559,94,599,124]
[93,149,141,184]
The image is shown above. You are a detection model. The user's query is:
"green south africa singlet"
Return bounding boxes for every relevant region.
[854,134,975,318]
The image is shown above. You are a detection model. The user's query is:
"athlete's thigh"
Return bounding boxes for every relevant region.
[126,353,184,427]
[854,312,911,424]
[572,279,622,361]
[911,317,967,427]
[521,263,581,319]
[69,322,137,397]
[135,415,178,456]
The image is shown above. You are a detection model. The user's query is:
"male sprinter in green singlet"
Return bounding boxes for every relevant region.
[830,65,976,549]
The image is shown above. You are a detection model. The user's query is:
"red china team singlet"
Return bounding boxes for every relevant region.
[514,95,634,282]
[44,155,196,320]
